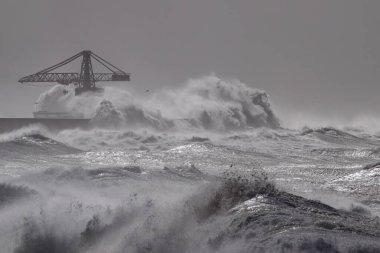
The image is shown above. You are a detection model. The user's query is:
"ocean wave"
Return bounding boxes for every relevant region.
[300,126,376,146]
[327,165,380,197]
[6,170,380,253]
[0,183,36,207]
[0,126,81,158]
[35,75,280,131]
[0,125,51,143]
[54,128,168,151]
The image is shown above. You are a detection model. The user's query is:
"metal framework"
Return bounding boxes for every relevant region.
[19,50,130,95]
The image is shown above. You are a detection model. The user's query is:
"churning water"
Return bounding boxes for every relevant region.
[1,76,380,253]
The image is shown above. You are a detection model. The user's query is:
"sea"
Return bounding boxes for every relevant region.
[0,75,379,253]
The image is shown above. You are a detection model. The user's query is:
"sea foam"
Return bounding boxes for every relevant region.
[35,75,280,131]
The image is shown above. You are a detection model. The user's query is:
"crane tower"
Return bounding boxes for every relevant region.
[19,50,130,95]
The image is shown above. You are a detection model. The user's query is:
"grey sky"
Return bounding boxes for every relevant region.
[0,0,379,124]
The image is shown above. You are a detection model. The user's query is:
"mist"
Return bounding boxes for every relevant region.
[35,75,279,131]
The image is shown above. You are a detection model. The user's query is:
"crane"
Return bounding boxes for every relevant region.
[19,50,130,95]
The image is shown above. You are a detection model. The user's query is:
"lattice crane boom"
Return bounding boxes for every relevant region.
[19,50,130,95]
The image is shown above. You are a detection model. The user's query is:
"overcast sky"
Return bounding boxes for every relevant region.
[0,0,379,125]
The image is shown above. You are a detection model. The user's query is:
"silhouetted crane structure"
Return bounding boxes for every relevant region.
[19,50,130,95]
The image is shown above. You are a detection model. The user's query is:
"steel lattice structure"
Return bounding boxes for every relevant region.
[19,50,130,95]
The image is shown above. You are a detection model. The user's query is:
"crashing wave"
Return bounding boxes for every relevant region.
[34,75,280,131]
[90,100,124,128]
[8,170,380,253]
[150,75,280,130]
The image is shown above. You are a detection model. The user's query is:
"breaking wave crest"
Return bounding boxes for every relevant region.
[0,126,81,158]
[5,169,380,253]
[35,75,280,131]
[0,125,50,143]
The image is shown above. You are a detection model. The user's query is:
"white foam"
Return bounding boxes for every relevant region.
[35,75,280,130]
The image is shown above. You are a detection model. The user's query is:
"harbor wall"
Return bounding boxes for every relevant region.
[0,118,91,134]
